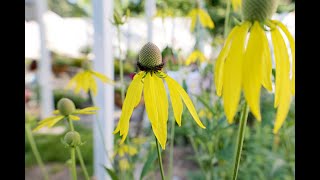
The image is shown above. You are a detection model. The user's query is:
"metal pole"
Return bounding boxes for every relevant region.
[35,0,54,119]
[145,0,156,42]
[92,0,114,179]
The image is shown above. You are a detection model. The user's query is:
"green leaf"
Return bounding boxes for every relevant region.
[140,147,158,180]
[104,167,119,180]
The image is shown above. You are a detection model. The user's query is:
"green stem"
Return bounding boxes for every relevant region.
[168,118,175,179]
[25,123,49,180]
[155,137,165,180]
[232,102,249,180]
[68,117,75,131]
[71,148,77,180]
[117,26,125,102]
[76,147,90,180]
[224,0,232,38]
[189,136,207,179]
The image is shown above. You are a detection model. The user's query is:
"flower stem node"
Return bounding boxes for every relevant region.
[242,0,278,23]
[82,60,92,71]
[137,42,164,72]
[57,98,76,116]
[63,131,82,148]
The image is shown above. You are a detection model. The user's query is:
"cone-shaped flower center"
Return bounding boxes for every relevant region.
[138,42,163,71]
[58,98,76,116]
[242,0,278,22]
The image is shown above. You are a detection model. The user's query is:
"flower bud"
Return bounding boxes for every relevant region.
[64,131,81,147]
[57,98,76,116]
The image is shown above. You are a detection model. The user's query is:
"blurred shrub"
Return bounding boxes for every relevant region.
[53,89,89,109]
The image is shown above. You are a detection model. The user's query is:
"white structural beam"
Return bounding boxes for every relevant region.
[92,0,114,179]
[35,0,54,119]
[145,0,156,42]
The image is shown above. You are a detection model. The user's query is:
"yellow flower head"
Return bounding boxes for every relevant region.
[33,98,99,131]
[185,50,207,65]
[114,144,138,158]
[114,42,206,149]
[232,0,242,12]
[67,60,113,96]
[215,0,294,133]
[188,8,215,32]
[198,109,213,120]
[119,159,130,171]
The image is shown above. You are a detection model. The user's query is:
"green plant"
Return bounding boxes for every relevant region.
[53,89,89,109]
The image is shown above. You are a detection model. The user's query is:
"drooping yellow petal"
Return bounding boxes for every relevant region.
[261,27,273,91]
[144,73,167,149]
[242,21,264,121]
[82,71,92,93]
[67,72,81,89]
[37,115,64,125]
[198,8,214,29]
[188,9,197,32]
[185,50,206,65]
[274,20,295,95]
[75,72,85,94]
[33,115,64,132]
[89,76,98,96]
[197,51,206,63]
[222,22,251,123]
[91,71,114,84]
[165,75,183,126]
[153,74,168,149]
[113,72,144,143]
[165,76,206,129]
[214,26,240,96]
[69,115,80,121]
[185,51,198,65]
[52,110,60,115]
[271,28,292,133]
[76,106,99,114]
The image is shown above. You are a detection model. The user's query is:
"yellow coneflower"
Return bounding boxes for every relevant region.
[188,8,215,32]
[185,50,207,65]
[114,42,206,149]
[33,98,99,131]
[214,0,294,133]
[232,0,242,11]
[67,60,113,96]
[119,159,130,171]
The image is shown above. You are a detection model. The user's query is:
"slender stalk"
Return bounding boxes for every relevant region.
[168,118,175,179]
[25,123,49,180]
[189,136,208,179]
[76,147,90,180]
[232,102,250,180]
[67,117,77,180]
[71,147,77,180]
[224,0,232,38]
[117,26,125,102]
[68,117,91,180]
[155,137,165,180]
[68,118,75,131]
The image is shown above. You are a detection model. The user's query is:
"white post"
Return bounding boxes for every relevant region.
[92,0,114,179]
[145,0,156,42]
[35,0,54,119]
